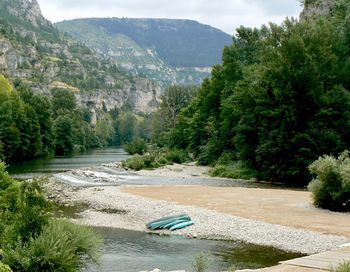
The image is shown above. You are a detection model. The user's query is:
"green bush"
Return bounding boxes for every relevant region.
[164,149,190,164]
[122,147,192,170]
[123,155,145,170]
[333,262,350,272]
[0,162,102,271]
[308,151,350,212]
[4,220,101,272]
[209,161,256,180]
[124,138,147,155]
[0,262,12,272]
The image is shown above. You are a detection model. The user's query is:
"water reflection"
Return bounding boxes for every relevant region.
[7,147,130,175]
[86,228,303,272]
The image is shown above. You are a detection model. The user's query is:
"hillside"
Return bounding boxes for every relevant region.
[0,0,160,113]
[55,18,232,87]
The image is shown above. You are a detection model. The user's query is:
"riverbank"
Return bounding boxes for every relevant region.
[46,163,350,256]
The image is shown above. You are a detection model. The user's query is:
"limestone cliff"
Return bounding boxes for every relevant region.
[300,0,335,18]
[0,0,160,113]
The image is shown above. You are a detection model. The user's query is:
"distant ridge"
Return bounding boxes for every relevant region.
[55,18,232,87]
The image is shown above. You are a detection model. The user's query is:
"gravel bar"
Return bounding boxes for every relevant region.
[60,185,350,255]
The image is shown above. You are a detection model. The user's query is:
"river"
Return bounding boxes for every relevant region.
[9,147,302,271]
[7,147,131,178]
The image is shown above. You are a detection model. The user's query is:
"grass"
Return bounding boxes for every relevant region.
[333,262,350,272]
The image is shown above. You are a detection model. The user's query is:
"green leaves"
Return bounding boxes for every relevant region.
[308,151,350,211]
[168,5,350,185]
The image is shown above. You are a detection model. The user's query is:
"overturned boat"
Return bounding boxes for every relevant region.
[146,214,194,231]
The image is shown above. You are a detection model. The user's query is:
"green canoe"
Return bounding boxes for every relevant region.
[170,220,194,231]
[146,214,192,230]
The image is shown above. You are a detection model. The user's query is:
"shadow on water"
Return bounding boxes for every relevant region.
[52,202,90,219]
[7,147,131,175]
[53,203,128,219]
[85,227,303,272]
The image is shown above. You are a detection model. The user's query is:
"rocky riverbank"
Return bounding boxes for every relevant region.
[46,163,350,255]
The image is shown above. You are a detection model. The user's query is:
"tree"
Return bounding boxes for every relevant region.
[159,85,197,129]
[119,111,137,143]
[169,10,350,184]
[17,85,54,155]
[51,88,77,118]
[95,119,115,146]
[53,115,74,155]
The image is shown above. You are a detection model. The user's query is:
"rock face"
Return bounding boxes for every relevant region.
[3,0,50,27]
[300,0,335,18]
[0,0,160,113]
[76,78,159,113]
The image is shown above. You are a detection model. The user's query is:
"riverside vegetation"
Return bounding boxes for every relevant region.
[0,162,101,271]
[124,0,350,212]
[1,0,350,270]
[0,74,153,163]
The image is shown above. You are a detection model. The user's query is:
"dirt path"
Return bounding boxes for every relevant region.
[121,185,350,237]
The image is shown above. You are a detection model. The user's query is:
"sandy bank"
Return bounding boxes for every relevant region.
[121,185,350,237]
[47,179,350,255]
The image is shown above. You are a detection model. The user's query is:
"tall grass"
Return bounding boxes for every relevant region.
[4,220,102,272]
[333,262,350,272]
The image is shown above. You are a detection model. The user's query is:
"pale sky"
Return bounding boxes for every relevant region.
[36,0,303,34]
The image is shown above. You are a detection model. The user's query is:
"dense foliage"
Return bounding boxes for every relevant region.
[0,75,96,161]
[124,138,148,155]
[123,147,191,170]
[157,1,350,185]
[151,85,198,146]
[0,162,101,271]
[0,75,150,164]
[308,152,350,212]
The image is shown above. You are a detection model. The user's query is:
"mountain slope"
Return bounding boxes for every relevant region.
[55,18,232,87]
[0,0,160,113]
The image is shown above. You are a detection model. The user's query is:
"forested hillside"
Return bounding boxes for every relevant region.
[151,0,350,185]
[55,18,232,87]
[0,0,159,163]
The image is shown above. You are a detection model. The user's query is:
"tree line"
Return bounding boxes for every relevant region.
[0,75,149,164]
[151,0,350,186]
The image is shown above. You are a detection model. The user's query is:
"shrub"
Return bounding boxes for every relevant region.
[124,138,147,155]
[123,155,145,170]
[142,153,158,168]
[0,163,102,271]
[333,262,350,272]
[209,161,256,180]
[164,149,190,164]
[122,147,192,170]
[0,262,12,272]
[4,220,101,272]
[308,151,350,212]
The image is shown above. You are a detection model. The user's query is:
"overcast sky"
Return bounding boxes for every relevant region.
[36,0,303,34]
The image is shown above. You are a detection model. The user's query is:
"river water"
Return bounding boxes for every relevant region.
[7,147,130,177]
[8,147,302,271]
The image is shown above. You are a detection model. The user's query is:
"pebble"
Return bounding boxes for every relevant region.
[47,170,350,256]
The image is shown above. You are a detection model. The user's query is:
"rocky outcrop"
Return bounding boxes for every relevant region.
[0,0,161,114]
[76,79,160,113]
[3,0,50,27]
[300,0,335,18]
